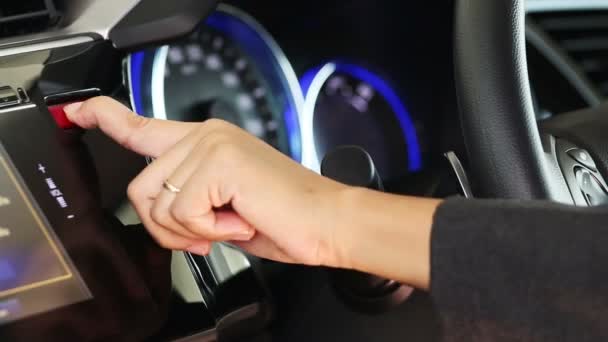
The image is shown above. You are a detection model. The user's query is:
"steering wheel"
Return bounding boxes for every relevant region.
[454,0,608,205]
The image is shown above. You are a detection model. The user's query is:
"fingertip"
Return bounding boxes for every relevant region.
[63,102,84,123]
[62,95,195,156]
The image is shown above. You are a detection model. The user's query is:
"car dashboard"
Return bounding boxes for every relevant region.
[0,0,607,341]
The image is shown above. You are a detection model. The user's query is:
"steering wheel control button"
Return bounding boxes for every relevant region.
[568,149,598,172]
[575,168,608,206]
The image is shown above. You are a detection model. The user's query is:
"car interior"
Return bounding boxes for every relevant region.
[0,0,607,341]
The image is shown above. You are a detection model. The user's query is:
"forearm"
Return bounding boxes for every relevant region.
[330,187,441,290]
[429,197,608,340]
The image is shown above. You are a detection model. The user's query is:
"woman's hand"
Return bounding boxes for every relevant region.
[65,96,440,289]
[65,97,348,267]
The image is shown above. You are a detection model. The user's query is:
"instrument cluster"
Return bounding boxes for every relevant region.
[126,2,452,192]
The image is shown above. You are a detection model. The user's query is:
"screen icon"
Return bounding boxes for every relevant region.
[0,227,9,239]
[0,196,9,207]
[0,299,21,322]
[0,260,16,281]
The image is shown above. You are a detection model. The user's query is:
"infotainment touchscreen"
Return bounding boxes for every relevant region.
[0,145,91,326]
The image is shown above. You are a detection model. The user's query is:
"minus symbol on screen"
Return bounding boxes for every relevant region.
[67,215,75,219]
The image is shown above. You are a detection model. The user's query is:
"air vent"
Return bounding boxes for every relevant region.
[0,1,61,39]
[531,10,608,98]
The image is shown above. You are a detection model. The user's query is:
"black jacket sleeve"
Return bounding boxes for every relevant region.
[430,197,608,342]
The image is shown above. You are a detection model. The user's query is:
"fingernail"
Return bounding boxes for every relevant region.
[63,102,84,120]
[228,229,256,242]
[187,243,211,256]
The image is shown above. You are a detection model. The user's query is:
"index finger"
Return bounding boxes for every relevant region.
[64,96,197,158]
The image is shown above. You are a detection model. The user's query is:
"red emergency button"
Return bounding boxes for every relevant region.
[48,103,78,130]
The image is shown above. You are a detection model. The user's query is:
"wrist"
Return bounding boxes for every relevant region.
[324,186,440,290]
[321,186,367,270]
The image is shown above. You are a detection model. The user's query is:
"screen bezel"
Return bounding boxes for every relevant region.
[0,145,93,325]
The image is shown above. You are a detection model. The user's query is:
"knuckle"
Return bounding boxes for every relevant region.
[169,203,186,222]
[203,118,227,129]
[207,137,240,161]
[150,206,170,226]
[126,111,150,129]
[179,216,202,232]
[172,206,198,226]
[199,118,241,139]
[127,180,143,202]
[123,114,151,150]
[172,205,211,235]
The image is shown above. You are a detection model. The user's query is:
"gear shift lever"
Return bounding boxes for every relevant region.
[321,146,414,313]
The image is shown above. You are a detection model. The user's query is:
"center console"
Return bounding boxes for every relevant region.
[0,2,272,340]
[0,87,172,340]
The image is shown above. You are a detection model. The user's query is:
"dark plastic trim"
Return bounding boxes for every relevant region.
[526,19,603,107]
[109,0,220,50]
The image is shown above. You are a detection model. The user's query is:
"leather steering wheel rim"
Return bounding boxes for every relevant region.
[454,0,572,201]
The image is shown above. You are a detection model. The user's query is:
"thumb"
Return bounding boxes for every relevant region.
[64,96,196,158]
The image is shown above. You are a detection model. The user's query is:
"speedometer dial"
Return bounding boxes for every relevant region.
[300,62,422,181]
[126,5,304,161]
[163,30,281,144]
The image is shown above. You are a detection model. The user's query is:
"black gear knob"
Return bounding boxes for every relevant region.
[321,145,384,191]
[321,145,413,313]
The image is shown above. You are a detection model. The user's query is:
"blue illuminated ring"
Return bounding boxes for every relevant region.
[126,4,305,162]
[128,51,145,115]
[299,62,423,172]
